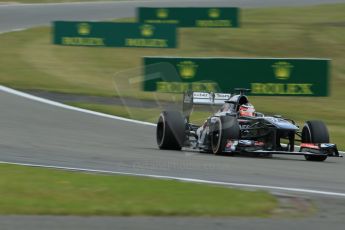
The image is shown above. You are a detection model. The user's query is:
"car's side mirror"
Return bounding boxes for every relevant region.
[255,112,264,117]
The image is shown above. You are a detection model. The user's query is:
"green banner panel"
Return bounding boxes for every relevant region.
[138,7,239,28]
[143,57,330,96]
[53,21,177,48]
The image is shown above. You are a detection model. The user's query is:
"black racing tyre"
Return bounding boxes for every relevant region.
[210,116,240,155]
[156,111,185,150]
[301,120,329,161]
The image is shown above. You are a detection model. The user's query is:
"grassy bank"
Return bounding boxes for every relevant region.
[0,4,345,147]
[0,164,277,216]
[0,0,120,3]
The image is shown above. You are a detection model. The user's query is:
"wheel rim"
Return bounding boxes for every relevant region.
[211,119,222,153]
[301,123,312,143]
[156,114,165,147]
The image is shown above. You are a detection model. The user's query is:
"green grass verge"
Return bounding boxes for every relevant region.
[0,164,277,216]
[1,4,345,148]
[0,0,126,4]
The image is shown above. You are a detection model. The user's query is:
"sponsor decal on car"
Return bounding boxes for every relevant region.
[254,141,265,147]
[300,143,320,149]
[225,140,237,152]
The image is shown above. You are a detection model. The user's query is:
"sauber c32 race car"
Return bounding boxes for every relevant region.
[156,89,342,161]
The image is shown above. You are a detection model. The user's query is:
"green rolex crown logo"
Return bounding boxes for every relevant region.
[272,61,294,80]
[140,24,155,37]
[77,23,91,36]
[177,61,198,79]
[157,8,168,19]
[208,8,220,19]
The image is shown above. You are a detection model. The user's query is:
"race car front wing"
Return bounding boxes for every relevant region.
[224,141,342,157]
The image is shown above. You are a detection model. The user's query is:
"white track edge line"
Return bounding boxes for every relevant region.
[0,28,27,35]
[1,85,344,154]
[0,85,155,127]
[1,160,345,198]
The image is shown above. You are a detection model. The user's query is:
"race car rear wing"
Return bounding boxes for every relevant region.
[183,92,231,105]
[183,91,231,121]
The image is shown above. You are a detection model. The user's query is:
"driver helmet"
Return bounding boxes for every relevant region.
[239,103,255,117]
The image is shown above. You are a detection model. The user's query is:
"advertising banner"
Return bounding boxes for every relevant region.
[53,21,177,48]
[143,57,330,96]
[138,7,239,28]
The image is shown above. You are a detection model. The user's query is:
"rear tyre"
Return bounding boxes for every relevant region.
[301,120,329,161]
[210,116,240,155]
[156,111,185,150]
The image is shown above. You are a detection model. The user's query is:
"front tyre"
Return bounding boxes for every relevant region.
[301,120,329,161]
[156,111,185,150]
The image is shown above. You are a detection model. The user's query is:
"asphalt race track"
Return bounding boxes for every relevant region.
[3,86,345,230]
[1,87,345,194]
[1,0,345,33]
[1,0,345,229]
